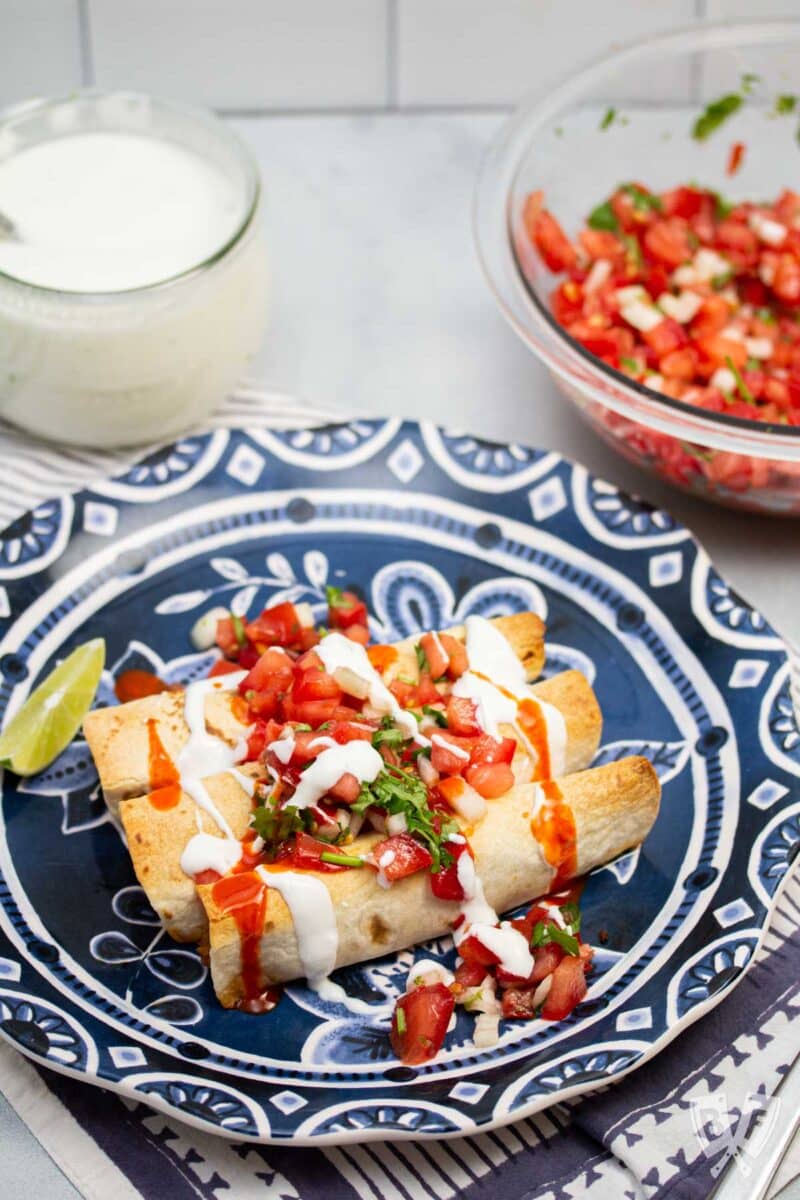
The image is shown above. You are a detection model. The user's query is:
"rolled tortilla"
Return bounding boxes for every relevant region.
[199,756,660,1008]
[117,667,601,944]
[84,611,546,815]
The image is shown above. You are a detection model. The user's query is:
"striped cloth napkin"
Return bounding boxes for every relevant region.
[1,391,798,1200]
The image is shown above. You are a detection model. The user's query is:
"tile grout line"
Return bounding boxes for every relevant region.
[77,0,95,87]
[386,0,398,109]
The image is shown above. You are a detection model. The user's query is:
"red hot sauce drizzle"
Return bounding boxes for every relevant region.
[211,871,280,1013]
[516,696,551,781]
[530,779,577,890]
[146,718,181,810]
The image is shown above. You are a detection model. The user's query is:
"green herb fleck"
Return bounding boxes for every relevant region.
[587,200,618,231]
[320,851,364,868]
[725,355,756,406]
[530,920,580,956]
[621,183,663,213]
[371,718,408,751]
[600,106,617,131]
[422,705,447,728]
[746,356,761,371]
[711,270,734,290]
[395,1006,407,1035]
[250,799,307,850]
[353,764,456,871]
[231,613,247,648]
[554,125,564,138]
[325,585,353,610]
[741,72,760,95]
[559,901,582,932]
[414,643,430,674]
[755,306,777,325]
[774,94,797,115]
[621,234,643,268]
[294,722,313,732]
[712,190,734,220]
[620,356,641,373]
[692,93,743,141]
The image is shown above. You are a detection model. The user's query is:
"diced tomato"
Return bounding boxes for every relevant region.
[194,868,221,885]
[501,987,538,1019]
[245,720,268,762]
[371,833,433,881]
[531,943,565,984]
[716,220,758,261]
[420,632,449,678]
[465,761,515,798]
[390,983,454,1064]
[452,959,486,995]
[439,633,468,680]
[644,218,694,267]
[415,672,443,706]
[281,695,342,726]
[527,207,577,273]
[696,334,747,372]
[445,695,481,737]
[470,734,516,766]
[641,318,687,358]
[458,934,501,967]
[326,720,375,744]
[773,254,800,306]
[430,732,474,776]
[429,840,471,901]
[246,602,307,650]
[726,141,746,177]
[215,616,241,657]
[286,833,351,872]
[327,772,361,804]
[208,658,242,678]
[240,647,294,696]
[344,623,370,645]
[510,903,550,942]
[661,186,706,220]
[389,679,417,708]
[540,954,588,1020]
[641,262,670,301]
[660,346,697,381]
[551,279,584,325]
[328,590,369,630]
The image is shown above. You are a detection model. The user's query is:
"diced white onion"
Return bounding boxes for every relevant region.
[744,336,773,359]
[190,606,230,651]
[615,284,648,305]
[408,959,455,989]
[657,290,702,324]
[447,782,487,823]
[294,602,315,628]
[583,258,612,294]
[366,808,386,833]
[417,755,440,788]
[759,261,776,285]
[347,810,365,838]
[711,367,737,392]
[532,975,553,1008]
[673,264,698,287]
[721,325,745,342]
[694,247,732,281]
[620,299,663,332]
[749,212,787,247]
[333,666,371,700]
[464,976,501,1015]
[473,1013,501,1048]
[386,812,408,836]
[644,373,664,390]
[335,808,351,830]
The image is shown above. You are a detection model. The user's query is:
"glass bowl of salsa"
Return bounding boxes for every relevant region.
[475,20,800,514]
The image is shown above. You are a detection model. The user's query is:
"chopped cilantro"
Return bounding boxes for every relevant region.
[711,190,734,220]
[620,356,641,373]
[294,722,313,732]
[422,705,447,727]
[725,355,756,406]
[353,764,456,871]
[325,585,353,609]
[371,720,408,750]
[621,233,643,267]
[746,357,761,371]
[600,106,617,131]
[587,200,618,231]
[741,72,760,95]
[396,1006,407,1035]
[692,93,743,140]
[711,270,734,290]
[250,797,306,849]
[231,613,247,648]
[414,643,430,674]
[775,94,797,115]
[755,306,777,325]
[559,901,582,932]
[530,920,580,956]
[621,183,663,213]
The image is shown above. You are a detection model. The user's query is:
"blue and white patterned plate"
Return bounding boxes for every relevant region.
[0,420,797,1145]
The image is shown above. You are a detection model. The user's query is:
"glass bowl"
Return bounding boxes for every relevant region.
[475,20,800,515]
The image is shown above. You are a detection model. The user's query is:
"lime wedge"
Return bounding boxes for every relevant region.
[0,638,105,776]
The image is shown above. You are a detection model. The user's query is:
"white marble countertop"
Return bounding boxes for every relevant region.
[1,110,798,1200]
[239,110,799,650]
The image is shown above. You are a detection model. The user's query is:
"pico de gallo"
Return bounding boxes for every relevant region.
[521,182,800,495]
[188,591,592,1062]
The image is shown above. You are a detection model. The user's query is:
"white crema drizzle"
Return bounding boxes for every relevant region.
[454,850,534,979]
[453,616,567,777]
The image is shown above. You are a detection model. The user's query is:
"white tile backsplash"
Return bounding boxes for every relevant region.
[396,0,698,107]
[0,0,83,108]
[88,0,387,109]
